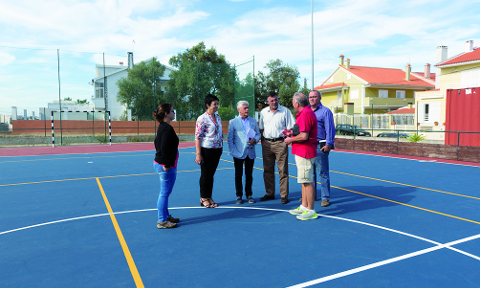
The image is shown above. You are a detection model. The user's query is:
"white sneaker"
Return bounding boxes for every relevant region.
[289,206,304,215]
[296,210,318,220]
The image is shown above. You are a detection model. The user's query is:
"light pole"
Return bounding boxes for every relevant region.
[311,0,314,90]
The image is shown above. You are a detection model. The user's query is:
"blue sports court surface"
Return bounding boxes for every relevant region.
[1,143,480,287]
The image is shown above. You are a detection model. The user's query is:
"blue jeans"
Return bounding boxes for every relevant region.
[315,145,330,200]
[153,162,177,222]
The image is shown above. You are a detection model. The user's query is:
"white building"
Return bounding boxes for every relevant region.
[92,53,175,120]
[39,100,95,120]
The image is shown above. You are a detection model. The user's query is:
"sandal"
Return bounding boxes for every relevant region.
[200,198,213,208]
[209,198,218,207]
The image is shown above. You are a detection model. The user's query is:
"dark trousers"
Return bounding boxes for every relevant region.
[200,147,223,199]
[233,156,255,198]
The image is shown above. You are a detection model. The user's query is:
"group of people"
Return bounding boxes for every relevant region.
[153,90,335,228]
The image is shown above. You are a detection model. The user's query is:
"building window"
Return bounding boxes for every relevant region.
[396,90,405,98]
[95,82,104,98]
[423,104,429,122]
[461,68,480,88]
[378,90,388,98]
[350,89,359,99]
[347,74,351,80]
[419,102,441,123]
[329,77,334,83]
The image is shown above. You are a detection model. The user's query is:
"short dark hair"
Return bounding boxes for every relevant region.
[267,91,277,98]
[205,94,219,108]
[310,90,321,97]
[154,103,172,122]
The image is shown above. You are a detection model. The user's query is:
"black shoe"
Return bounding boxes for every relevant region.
[166,215,180,223]
[260,195,275,201]
[236,196,243,204]
[281,198,289,204]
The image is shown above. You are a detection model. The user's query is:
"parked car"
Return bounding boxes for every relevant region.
[376,132,409,138]
[335,124,371,136]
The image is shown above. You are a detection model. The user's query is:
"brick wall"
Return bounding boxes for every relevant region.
[12,120,230,135]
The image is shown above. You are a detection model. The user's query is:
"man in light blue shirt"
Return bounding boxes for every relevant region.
[228,101,261,204]
[309,90,336,207]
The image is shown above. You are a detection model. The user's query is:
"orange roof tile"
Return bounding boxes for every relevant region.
[412,72,436,81]
[386,108,415,114]
[314,82,348,90]
[344,66,434,87]
[436,48,480,66]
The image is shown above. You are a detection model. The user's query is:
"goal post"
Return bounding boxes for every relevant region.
[51,110,111,147]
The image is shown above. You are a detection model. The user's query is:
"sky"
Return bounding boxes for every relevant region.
[1,0,480,116]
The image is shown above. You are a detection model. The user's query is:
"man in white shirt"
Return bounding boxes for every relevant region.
[258,92,295,204]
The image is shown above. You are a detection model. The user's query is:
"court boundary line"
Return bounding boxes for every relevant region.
[2,159,479,225]
[1,206,479,287]
[96,178,144,288]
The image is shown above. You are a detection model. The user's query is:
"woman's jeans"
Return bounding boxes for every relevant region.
[153,162,177,222]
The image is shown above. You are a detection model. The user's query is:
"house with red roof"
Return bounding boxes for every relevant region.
[415,40,480,142]
[314,55,435,115]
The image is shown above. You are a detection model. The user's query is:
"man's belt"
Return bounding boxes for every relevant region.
[265,137,284,142]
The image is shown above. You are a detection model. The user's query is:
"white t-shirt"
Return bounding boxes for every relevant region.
[259,105,295,139]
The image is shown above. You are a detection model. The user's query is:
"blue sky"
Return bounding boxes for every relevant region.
[1,0,480,116]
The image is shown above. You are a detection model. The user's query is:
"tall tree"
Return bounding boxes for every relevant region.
[299,78,310,97]
[165,42,236,121]
[254,59,301,109]
[116,59,165,120]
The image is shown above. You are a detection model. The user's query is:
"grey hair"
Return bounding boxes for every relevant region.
[237,100,249,109]
[293,92,308,107]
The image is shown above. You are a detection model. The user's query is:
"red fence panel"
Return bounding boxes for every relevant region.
[446,87,480,147]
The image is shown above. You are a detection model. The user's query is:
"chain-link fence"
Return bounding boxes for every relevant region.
[0,45,255,146]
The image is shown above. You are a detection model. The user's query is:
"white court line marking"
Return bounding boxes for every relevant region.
[288,233,480,288]
[1,206,479,286]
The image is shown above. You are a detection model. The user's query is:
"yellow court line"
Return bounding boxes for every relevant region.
[331,170,480,201]
[254,153,479,201]
[1,150,194,164]
[241,160,480,225]
[0,154,151,163]
[0,168,236,187]
[3,155,479,225]
[96,178,144,288]
[332,185,480,225]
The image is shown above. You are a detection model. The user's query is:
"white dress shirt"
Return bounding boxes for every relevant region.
[258,105,295,139]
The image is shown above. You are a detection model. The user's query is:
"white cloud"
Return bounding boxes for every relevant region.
[0,51,16,67]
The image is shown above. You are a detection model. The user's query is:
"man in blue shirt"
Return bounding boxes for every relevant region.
[309,90,336,207]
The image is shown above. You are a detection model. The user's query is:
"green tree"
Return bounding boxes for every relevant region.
[165,42,236,121]
[234,72,255,117]
[254,59,301,109]
[116,59,166,120]
[63,97,72,101]
[299,78,310,97]
[76,99,89,104]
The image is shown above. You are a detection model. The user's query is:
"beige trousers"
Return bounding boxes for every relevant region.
[261,140,289,198]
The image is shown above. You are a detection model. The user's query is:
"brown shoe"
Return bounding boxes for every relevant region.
[321,199,330,207]
[281,198,289,204]
[157,221,177,229]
